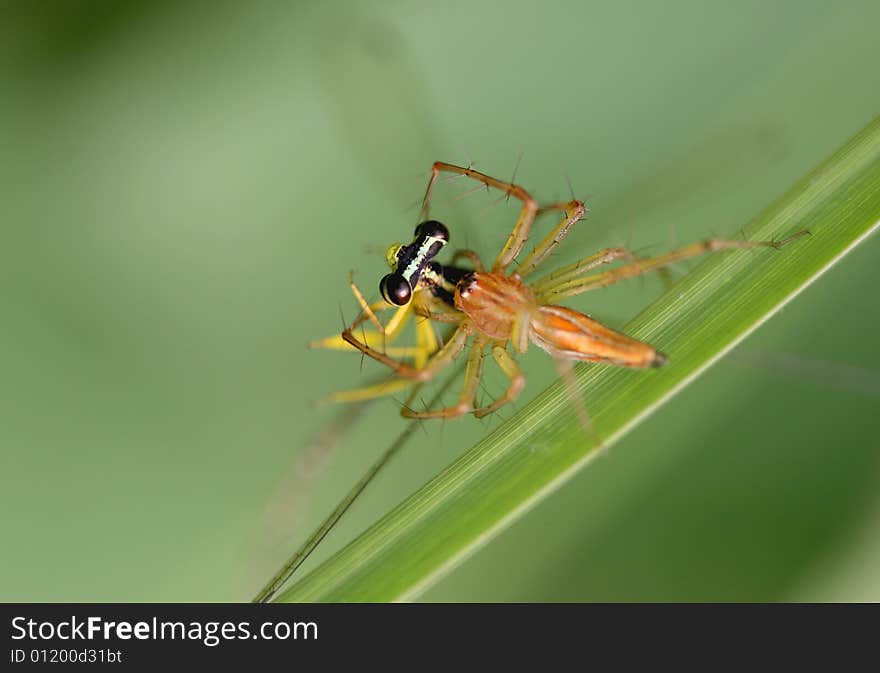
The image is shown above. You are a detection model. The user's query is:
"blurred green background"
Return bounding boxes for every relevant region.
[1,0,878,602]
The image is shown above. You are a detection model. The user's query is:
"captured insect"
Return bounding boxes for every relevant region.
[309,219,471,404]
[312,161,808,424]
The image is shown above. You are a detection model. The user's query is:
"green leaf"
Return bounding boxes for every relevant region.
[277,115,880,602]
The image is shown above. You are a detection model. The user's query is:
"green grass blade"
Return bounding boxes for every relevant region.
[277,115,880,602]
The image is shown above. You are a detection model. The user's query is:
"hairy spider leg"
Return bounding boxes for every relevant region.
[317,275,465,403]
[471,343,525,418]
[553,357,597,439]
[319,310,453,405]
[402,335,490,419]
[530,247,638,294]
[515,200,587,278]
[342,320,471,382]
[420,162,538,272]
[535,231,810,301]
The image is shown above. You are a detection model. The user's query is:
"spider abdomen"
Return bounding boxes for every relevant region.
[530,305,666,368]
[455,272,536,350]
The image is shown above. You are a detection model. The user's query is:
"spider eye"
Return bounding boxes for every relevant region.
[413,220,449,242]
[380,273,412,306]
[384,244,403,270]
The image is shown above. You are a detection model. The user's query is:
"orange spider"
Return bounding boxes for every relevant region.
[314,161,806,423]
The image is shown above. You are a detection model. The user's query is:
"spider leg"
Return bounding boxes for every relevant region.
[554,357,601,446]
[537,231,809,300]
[530,247,636,298]
[515,200,587,277]
[472,344,525,418]
[316,283,463,404]
[402,336,488,419]
[421,161,538,272]
[342,322,470,381]
[321,317,458,404]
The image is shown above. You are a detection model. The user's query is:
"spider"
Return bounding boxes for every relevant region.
[313,161,807,422]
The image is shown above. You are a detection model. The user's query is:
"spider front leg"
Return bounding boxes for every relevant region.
[342,320,470,382]
[537,231,810,300]
[515,200,587,278]
[402,335,489,419]
[421,161,538,272]
[315,276,457,405]
[320,306,456,405]
[327,322,468,406]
